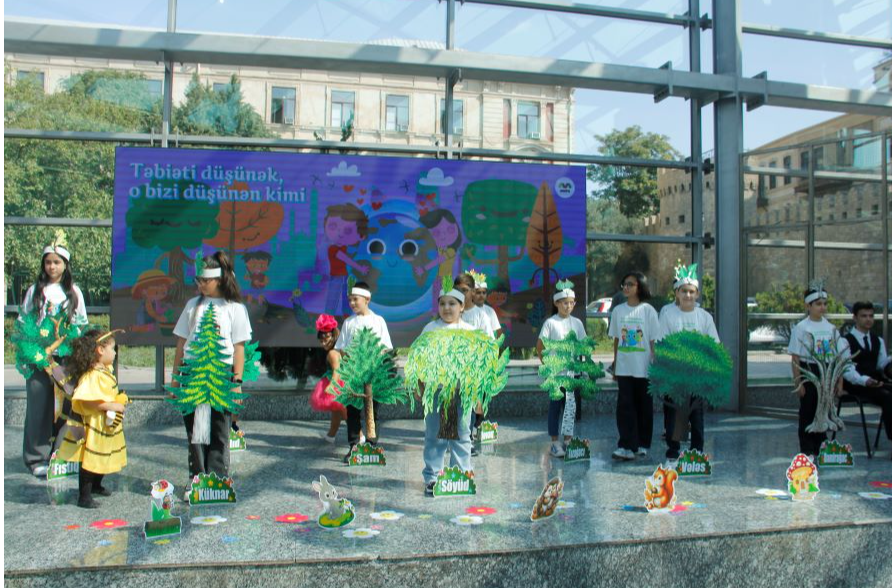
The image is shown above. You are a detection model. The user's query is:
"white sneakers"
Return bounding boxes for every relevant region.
[636,447,648,457]
[612,448,636,461]
[550,443,566,458]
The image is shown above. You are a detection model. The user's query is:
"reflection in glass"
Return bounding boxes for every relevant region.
[331,90,355,128]
[385,95,409,132]
[271,86,296,125]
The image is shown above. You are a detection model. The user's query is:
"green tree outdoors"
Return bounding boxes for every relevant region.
[750,281,847,342]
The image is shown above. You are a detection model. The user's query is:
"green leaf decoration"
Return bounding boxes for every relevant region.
[674,262,698,283]
[555,279,574,291]
[648,331,732,407]
[404,329,509,419]
[441,275,455,295]
[11,312,82,378]
[241,340,262,383]
[166,303,249,415]
[332,327,407,436]
[194,250,206,278]
[347,275,357,291]
[538,331,605,400]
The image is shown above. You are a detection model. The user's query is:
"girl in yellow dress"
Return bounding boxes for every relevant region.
[58,329,128,508]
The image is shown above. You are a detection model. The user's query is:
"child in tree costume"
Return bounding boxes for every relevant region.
[169,252,257,485]
[405,277,510,494]
[56,329,128,508]
[537,280,604,457]
[650,263,730,463]
[15,231,88,477]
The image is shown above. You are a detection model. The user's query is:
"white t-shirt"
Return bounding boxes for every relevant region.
[20,283,88,324]
[481,304,501,333]
[608,302,660,378]
[462,306,495,338]
[173,296,252,365]
[421,318,476,334]
[335,311,393,350]
[659,305,719,342]
[787,317,840,363]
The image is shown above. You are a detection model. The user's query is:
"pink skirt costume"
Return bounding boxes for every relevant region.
[310,371,345,412]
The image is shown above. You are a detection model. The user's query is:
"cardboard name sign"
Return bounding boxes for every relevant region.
[229,430,246,452]
[817,440,854,467]
[188,472,237,506]
[348,442,386,466]
[433,466,477,497]
[480,421,499,444]
[144,479,182,539]
[786,454,819,502]
[531,477,563,521]
[644,465,679,514]
[47,451,79,480]
[675,449,712,476]
[563,437,591,463]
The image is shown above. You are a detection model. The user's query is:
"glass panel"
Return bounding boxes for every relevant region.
[742,0,892,37]
[517,101,540,139]
[385,94,409,131]
[6,0,168,29]
[743,151,807,228]
[815,222,883,313]
[4,55,164,133]
[330,89,355,128]
[271,86,296,125]
[743,107,891,155]
[439,98,464,136]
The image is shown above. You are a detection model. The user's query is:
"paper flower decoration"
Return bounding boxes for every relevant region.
[859,492,892,500]
[245,515,261,520]
[315,314,338,333]
[450,515,484,526]
[64,524,80,530]
[417,514,433,519]
[465,506,497,516]
[756,489,788,497]
[221,536,239,544]
[274,513,309,524]
[369,511,405,521]
[153,539,171,545]
[190,515,227,526]
[342,528,380,539]
[90,519,127,529]
[869,481,892,488]
[556,500,575,509]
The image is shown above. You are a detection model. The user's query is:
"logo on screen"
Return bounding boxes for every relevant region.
[555,177,575,199]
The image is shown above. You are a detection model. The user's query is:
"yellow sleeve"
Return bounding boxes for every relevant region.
[72,370,117,414]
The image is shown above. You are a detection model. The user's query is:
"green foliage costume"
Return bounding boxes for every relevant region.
[648,330,732,408]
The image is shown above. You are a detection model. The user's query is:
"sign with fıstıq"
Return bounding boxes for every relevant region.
[433,466,477,497]
[111,147,586,347]
[46,451,79,481]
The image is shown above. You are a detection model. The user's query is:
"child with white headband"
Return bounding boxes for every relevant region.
[536,280,587,457]
[334,281,393,462]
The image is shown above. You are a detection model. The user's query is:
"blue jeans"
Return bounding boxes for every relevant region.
[422,399,472,484]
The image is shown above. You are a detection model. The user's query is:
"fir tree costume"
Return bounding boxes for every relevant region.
[14,232,87,475]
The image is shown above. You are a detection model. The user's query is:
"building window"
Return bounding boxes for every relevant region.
[814,146,825,169]
[331,90,355,128]
[385,95,409,132]
[439,98,463,136]
[271,87,296,124]
[146,80,163,103]
[665,217,670,226]
[872,204,880,216]
[212,82,229,93]
[829,213,835,221]
[16,70,45,90]
[517,101,540,139]
[800,151,810,170]
[768,161,777,189]
[678,215,685,224]
[842,211,848,220]
[856,207,863,218]
[783,156,792,184]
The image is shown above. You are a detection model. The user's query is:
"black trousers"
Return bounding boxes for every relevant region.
[616,376,653,451]
[845,382,892,441]
[78,467,105,499]
[23,371,58,469]
[183,409,231,478]
[798,379,827,456]
[347,401,380,446]
[665,398,705,459]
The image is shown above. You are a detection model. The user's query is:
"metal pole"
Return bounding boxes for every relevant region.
[807,145,815,281]
[712,0,743,410]
[689,0,704,276]
[444,0,456,157]
[883,132,890,346]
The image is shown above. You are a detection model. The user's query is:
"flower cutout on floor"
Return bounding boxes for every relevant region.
[221,536,239,544]
[450,515,483,526]
[274,513,309,524]
[153,539,171,546]
[669,505,688,515]
[756,489,787,497]
[369,511,405,521]
[465,506,496,516]
[90,519,127,530]
[417,514,433,520]
[64,524,80,531]
[342,528,380,539]
[869,481,892,489]
[191,515,227,526]
[245,515,261,520]
[859,492,892,500]
[556,501,575,509]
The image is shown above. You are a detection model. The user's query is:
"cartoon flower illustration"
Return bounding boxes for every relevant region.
[450,515,483,526]
[342,528,380,539]
[190,515,227,526]
[274,513,309,524]
[369,511,405,521]
[89,519,127,529]
[465,506,497,516]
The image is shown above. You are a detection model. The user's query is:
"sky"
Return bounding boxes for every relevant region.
[6,0,891,157]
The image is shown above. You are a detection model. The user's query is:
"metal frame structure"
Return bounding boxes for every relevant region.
[4,0,892,402]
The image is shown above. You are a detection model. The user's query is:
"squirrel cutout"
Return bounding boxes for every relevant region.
[644,465,679,512]
[312,475,356,529]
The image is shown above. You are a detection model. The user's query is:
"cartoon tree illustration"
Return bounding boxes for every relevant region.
[526,181,564,303]
[539,331,605,400]
[648,331,733,408]
[166,304,250,415]
[404,329,509,439]
[332,327,405,441]
[461,179,537,286]
[203,181,285,259]
[125,178,220,301]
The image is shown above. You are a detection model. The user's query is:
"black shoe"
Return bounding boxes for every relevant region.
[231,422,240,433]
[471,445,480,457]
[343,446,356,464]
[92,485,112,497]
[425,481,436,495]
[77,496,99,509]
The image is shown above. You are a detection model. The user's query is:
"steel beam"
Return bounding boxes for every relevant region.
[742,23,892,51]
[463,0,695,26]
[4,216,112,227]
[586,232,708,245]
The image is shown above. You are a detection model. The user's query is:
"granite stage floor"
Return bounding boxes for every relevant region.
[5,414,892,578]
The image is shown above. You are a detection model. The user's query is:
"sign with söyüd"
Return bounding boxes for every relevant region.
[434,466,477,497]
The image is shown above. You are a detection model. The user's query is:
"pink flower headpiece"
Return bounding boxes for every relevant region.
[315,314,338,333]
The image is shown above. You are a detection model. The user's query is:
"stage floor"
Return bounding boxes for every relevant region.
[5,413,892,574]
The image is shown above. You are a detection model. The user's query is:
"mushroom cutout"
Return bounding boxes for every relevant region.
[786,454,818,499]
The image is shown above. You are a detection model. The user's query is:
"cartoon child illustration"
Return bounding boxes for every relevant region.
[415,209,462,313]
[324,203,370,316]
[243,250,272,304]
[635,327,644,347]
[131,269,176,333]
[620,327,629,348]
[486,277,517,333]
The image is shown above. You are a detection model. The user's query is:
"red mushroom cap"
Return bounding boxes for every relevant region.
[787,454,815,478]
